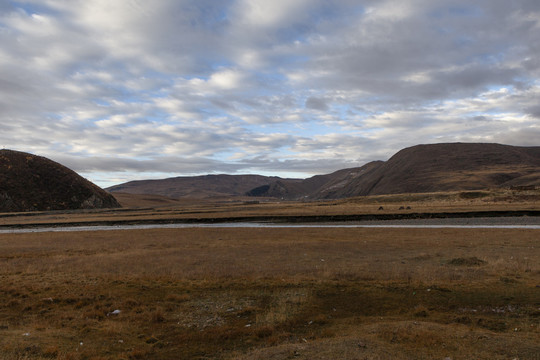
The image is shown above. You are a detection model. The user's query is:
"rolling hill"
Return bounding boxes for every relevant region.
[334,142,540,197]
[245,162,384,199]
[0,149,120,212]
[107,174,287,199]
[107,143,540,201]
[254,143,540,199]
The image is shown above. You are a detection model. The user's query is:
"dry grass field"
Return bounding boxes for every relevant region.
[0,225,539,359]
[1,188,540,228]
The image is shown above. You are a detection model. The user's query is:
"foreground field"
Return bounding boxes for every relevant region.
[0,227,538,359]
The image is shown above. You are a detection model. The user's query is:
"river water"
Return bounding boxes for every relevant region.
[2,217,540,234]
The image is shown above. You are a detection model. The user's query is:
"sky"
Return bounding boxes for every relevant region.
[1,0,539,188]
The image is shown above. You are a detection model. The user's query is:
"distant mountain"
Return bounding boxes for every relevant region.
[107,143,540,201]
[246,162,384,199]
[251,143,540,199]
[107,174,289,199]
[0,149,120,212]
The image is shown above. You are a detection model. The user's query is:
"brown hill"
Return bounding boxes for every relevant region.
[246,162,385,200]
[107,143,540,201]
[107,174,288,199]
[0,149,120,212]
[111,192,194,208]
[329,143,540,197]
[255,143,540,199]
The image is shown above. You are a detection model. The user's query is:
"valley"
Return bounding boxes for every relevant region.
[1,143,539,359]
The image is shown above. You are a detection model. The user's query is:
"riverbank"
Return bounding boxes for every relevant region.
[2,217,540,234]
[2,209,540,231]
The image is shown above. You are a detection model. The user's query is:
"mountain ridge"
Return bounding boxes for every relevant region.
[253,143,540,199]
[107,174,290,199]
[108,143,540,201]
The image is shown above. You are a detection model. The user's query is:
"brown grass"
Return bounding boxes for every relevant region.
[0,226,539,359]
[1,188,539,227]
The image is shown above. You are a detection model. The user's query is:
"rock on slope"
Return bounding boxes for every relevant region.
[0,149,120,212]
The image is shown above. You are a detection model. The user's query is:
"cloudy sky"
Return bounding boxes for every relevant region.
[1,0,539,187]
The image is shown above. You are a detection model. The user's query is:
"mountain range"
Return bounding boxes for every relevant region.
[108,143,540,200]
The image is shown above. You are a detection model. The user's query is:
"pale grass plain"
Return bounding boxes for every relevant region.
[0,190,539,359]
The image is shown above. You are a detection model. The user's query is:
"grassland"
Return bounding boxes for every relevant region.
[1,188,540,228]
[0,189,539,359]
[0,225,539,359]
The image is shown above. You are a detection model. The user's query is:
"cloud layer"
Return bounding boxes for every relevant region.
[1,0,539,186]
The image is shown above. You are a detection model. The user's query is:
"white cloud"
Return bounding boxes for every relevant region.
[364,0,418,21]
[209,68,246,90]
[234,0,313,28]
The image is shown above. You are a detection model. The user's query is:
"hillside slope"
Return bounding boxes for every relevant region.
[107,174,289,199]
[247,162,385,200]
[249,143,540,199]
[339,143,540,197]
[0,149,120,212]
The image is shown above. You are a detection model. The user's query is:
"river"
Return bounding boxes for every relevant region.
[1,216,540,234]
